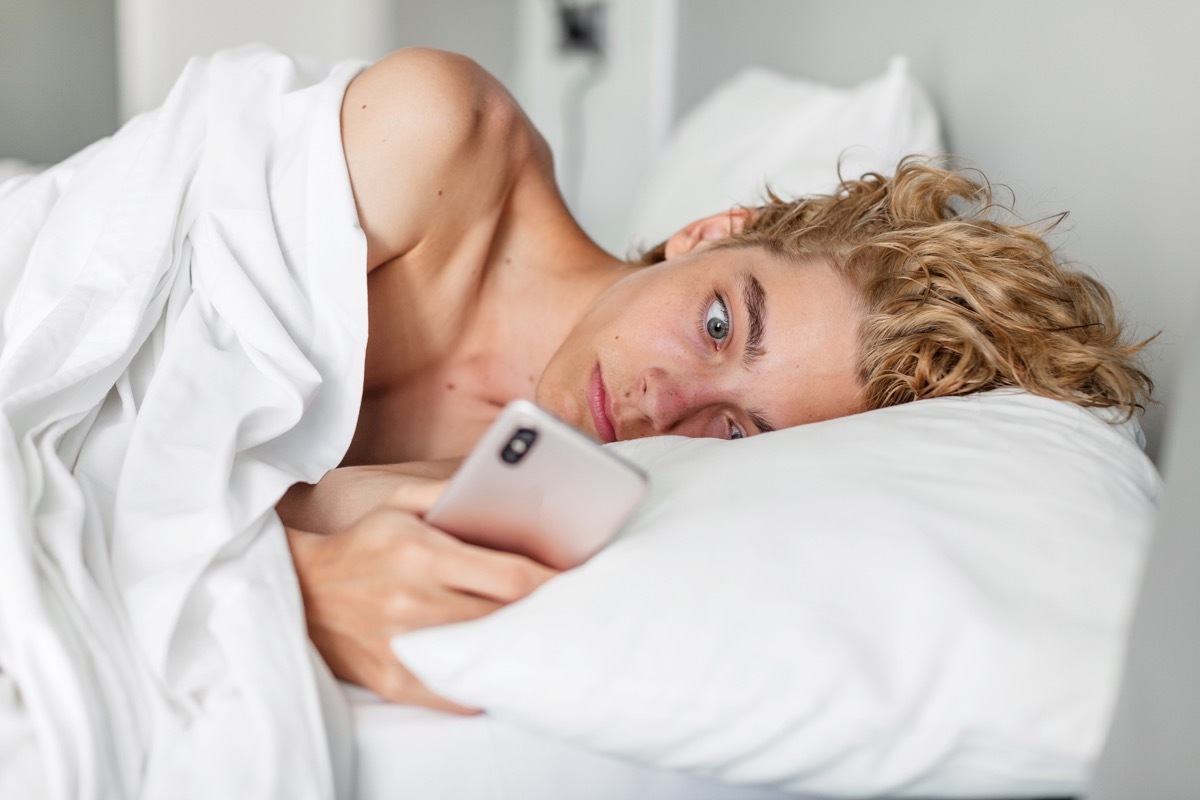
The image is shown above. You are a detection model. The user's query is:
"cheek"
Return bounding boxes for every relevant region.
[599,322,695,377]
[617,297,700,354]
[534,333,584,415]
[784,362,865,424]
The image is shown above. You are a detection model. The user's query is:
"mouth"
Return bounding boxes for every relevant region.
[588,364,617,444]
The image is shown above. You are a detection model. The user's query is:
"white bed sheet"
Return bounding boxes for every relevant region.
[1,47,366,797]
[346,686,805,800]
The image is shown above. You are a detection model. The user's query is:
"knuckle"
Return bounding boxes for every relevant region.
[393,534,435,566]
[356,508,401,541]
[384,482,420,511]
[497,562,538,598]
[383,589,420,622]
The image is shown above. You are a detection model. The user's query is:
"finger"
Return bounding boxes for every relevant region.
[389,585,503,629]
[340,506,556,609]
[376,660,481,715]
[317,628,481,715]
[430,539,560,603]
[384,477,448,516]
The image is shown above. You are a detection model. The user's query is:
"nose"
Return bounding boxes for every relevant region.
[636,366,724,437]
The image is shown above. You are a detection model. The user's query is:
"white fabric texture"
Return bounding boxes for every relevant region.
[623,56,944,251]
[394,391,1161,798]
[0,48,367,798]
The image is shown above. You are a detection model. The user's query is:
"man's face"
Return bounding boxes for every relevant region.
[535,245,865,442]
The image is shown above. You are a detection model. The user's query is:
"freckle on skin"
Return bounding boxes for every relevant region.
[361,104,367,109]
[437,190,443,197]
[446,382,456,390]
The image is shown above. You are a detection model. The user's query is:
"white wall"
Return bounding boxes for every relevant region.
[116,0,518,119]
[0,0,118,163]
[15,0,1187,456]
[671,0,1200,460]
[511,0,677,256]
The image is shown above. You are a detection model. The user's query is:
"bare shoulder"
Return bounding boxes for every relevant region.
[346,47,516,146]
[341,48,543,270]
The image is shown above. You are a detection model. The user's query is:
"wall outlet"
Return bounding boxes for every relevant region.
[556,1,605,56]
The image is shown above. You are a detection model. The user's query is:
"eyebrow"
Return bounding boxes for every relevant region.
[737,271,775,434]
[740,271,767,366]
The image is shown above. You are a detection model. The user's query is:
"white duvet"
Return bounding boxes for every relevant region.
[0,48,368,798]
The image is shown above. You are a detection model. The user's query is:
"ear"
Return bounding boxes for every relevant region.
[663,208,751,260]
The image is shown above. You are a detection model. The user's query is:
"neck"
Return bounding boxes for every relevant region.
[513,230,635,385]
[513,151,642,338]
[476,163,639,402]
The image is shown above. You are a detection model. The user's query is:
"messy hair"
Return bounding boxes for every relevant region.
[639,158,1154,418]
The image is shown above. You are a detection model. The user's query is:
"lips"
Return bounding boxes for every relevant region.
[588,364,617,443]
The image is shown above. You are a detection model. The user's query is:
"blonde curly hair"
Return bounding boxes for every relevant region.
[640,159,1154,418]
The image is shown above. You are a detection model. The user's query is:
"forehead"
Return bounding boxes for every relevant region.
[686,243,855,314]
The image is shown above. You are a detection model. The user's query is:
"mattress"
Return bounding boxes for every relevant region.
[346,686,802,800]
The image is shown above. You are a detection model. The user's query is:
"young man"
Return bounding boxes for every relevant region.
[278,48,1151,710]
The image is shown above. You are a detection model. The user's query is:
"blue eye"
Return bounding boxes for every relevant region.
[705,297,730,343]
[729,422,745,440]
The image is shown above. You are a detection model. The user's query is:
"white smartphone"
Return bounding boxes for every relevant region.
[425,399,648,570]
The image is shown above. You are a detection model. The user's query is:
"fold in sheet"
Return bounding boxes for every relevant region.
[0,47,369,798]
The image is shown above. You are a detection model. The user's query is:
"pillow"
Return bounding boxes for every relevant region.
[392,391,1160,798]
[623,56,944,251]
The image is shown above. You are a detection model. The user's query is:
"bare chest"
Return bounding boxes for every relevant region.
[340,245,551,465]
[339,162,581,466]
[343,351,537,465]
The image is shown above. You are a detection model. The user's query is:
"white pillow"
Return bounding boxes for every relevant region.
[623,56,944,252]
[392,391,1160,798]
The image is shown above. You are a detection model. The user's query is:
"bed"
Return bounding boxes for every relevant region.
[0,6,1193,798]
[344,53,1158,799]
[348,686,801,799]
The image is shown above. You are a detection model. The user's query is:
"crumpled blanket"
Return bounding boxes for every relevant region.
[0,47,368,798]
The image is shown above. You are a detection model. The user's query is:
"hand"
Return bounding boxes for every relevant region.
[286,503,558,712]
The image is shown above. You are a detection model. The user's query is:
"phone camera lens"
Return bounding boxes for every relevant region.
[501,427,538,463]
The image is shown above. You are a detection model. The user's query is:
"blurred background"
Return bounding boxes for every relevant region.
[2,0,1197,460]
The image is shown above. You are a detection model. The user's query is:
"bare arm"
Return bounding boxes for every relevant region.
[276,459,459,535]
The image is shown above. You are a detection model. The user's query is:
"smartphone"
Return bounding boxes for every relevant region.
[425,399,648,570]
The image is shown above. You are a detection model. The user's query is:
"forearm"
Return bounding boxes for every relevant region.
[276,460,459,535]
